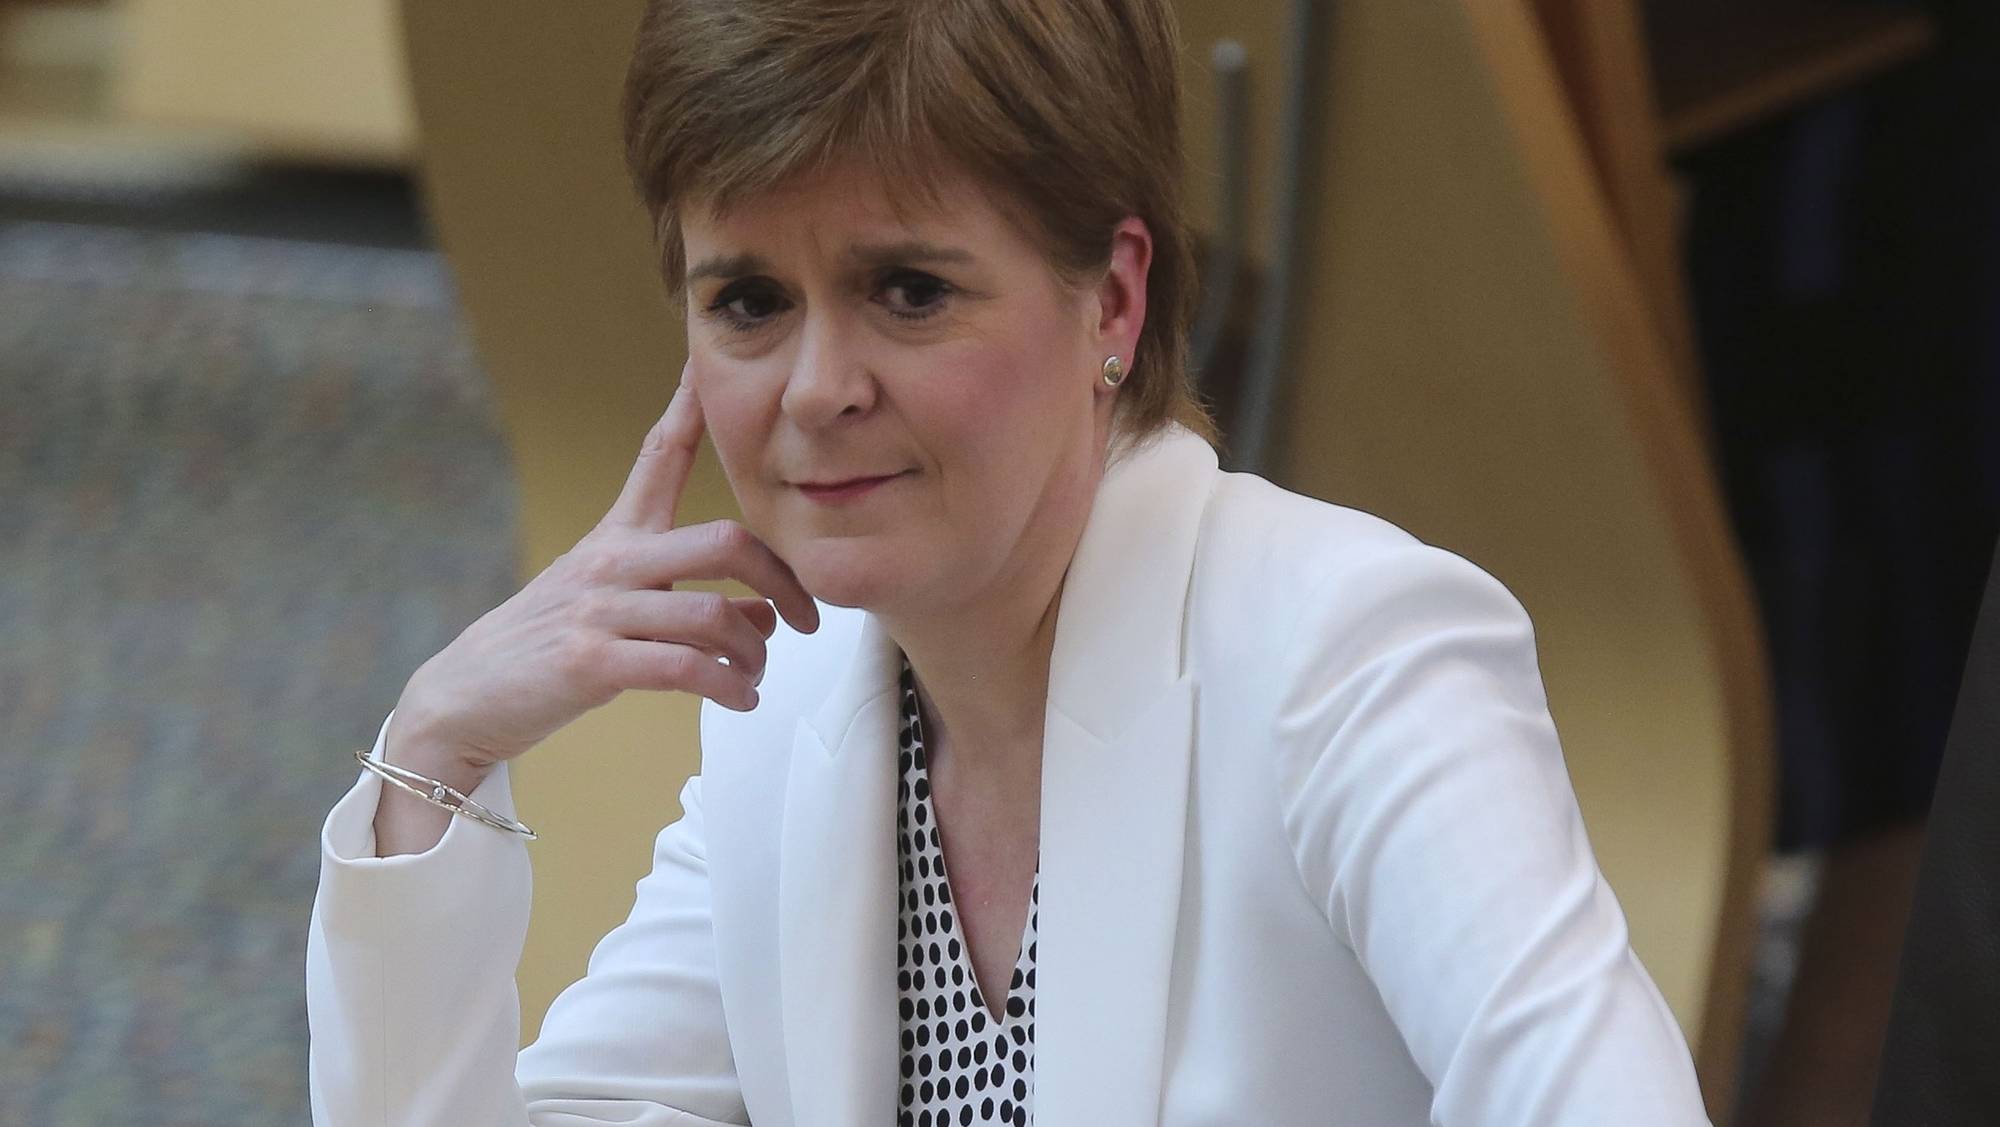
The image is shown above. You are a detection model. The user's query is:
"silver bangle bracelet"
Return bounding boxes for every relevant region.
[354,747,538,841]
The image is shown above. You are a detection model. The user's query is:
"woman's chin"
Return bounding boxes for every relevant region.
[788,544,918,612]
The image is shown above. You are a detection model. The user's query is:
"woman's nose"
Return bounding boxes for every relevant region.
[779,311,877,427]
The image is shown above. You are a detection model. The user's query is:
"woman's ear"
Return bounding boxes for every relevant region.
[1095,216,1153,361]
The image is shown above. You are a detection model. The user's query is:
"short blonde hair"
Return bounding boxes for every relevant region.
[620,0,1219,447]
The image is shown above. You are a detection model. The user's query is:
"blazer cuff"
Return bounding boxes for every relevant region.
[315,709,532,939]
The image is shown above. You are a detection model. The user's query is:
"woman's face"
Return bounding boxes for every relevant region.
[680,159,1150,616]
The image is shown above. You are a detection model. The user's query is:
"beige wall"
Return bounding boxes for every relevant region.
[118,0,416,165]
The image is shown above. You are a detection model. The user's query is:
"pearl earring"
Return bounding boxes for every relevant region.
[1101,355,1126,387]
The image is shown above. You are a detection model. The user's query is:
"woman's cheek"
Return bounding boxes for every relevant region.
[683,344,719,398]
[684,365,748,488]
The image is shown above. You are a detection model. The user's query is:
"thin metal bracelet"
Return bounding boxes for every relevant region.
[354,747,538,840]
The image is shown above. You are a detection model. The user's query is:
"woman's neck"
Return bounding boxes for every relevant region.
[885,568,1067,787]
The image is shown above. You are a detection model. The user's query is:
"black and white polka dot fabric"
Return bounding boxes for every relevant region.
[896,654,1039,1127]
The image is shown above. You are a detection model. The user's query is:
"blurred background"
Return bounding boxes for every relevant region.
[0,1,1992,1124]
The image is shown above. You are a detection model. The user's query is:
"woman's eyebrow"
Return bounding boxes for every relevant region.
[686,241,977,286]
[686,252,769,286]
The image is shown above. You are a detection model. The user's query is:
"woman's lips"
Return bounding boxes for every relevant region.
[795,470,907,503]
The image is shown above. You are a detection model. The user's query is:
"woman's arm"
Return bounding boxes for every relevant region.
[306,711,747,1126]
[1270,542,1712,1125]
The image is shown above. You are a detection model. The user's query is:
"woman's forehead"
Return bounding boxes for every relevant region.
[739,137,1039,222]
[695,156,978,231]
[683,171,1036,271]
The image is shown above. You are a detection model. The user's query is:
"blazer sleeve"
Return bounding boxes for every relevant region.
[1270,542,1712,1126]
[306,710,747,1126]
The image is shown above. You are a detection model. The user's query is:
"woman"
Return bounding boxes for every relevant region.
[306,0,1712,1123]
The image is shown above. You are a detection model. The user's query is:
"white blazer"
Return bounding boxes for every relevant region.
[307,423,1712,1126]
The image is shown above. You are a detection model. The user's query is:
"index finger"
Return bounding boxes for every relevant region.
[606,360,705,531]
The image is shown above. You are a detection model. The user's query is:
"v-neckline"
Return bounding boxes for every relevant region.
[926,803,1038,1027]
[901,658,1040,1028]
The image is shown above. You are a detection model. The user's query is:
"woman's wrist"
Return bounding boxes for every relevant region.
[383,696,495,796]
[371,707,501,857]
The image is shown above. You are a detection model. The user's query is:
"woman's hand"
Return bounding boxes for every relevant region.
[386,361,819,786]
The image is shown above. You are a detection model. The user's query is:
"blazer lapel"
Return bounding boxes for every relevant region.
[777,611,903,1127]
[1036,676,1195,1126]
[1034,426,1216,1127]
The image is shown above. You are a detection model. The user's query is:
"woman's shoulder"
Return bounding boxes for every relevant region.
[1200,470,1523,600]
[1189,470,1538,668]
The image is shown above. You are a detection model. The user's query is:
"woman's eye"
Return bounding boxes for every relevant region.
[702,272,951,334]
[706,284,789,333]
[880,272,951,322]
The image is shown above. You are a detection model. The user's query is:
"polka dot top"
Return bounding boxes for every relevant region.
[896,655,1039,1127]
